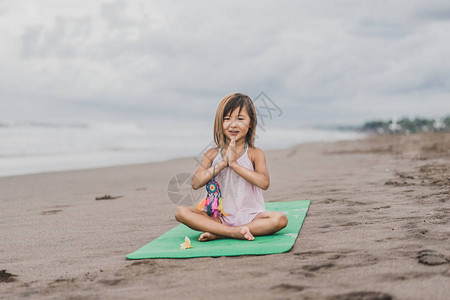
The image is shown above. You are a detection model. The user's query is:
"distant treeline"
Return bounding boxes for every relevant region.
[361,115,450,134]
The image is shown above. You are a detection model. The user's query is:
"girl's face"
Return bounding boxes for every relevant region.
[223,106,251,144]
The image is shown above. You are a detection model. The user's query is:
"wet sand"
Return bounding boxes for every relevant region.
[1,132,449,299]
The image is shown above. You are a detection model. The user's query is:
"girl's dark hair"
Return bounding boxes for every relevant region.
[213,93,257,148]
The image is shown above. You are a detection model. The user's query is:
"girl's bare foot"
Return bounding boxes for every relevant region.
[199,227,254,241]
[232,226,254,241]
[199,232,223,242]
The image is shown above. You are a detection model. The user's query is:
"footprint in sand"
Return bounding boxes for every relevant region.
[379,272,430,281]
[319,224,332,229]
[293,250,328,258]
[116,260,157,277]
[302,262,335,272]
[271,283,305,292]
[328,291,393,300]
[372,205,391,210]
[98,279,123,286]
[40,210,63,215]
[384,180,410,186]
[0,270,17,283]
[289,269,315,278]
[95,194,123,200]
[341,221,360,227]
[417,250,449,266]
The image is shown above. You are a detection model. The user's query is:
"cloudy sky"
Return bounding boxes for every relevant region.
[1,0,449,127]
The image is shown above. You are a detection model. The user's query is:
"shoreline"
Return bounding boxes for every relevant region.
[0,126,366,178]
[0,133,366,179]
[1,132,449,299]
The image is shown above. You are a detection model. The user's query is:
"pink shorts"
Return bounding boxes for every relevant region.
[217,211,264,227]
[201,208,264,227]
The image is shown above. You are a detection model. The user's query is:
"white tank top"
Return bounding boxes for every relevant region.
[209,143,265,226]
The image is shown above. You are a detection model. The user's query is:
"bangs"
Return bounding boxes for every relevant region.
[223,97,245,118]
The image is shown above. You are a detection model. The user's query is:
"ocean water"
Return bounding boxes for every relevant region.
[0,120,364,177]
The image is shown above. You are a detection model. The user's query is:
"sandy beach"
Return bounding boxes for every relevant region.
[1,132,449,300]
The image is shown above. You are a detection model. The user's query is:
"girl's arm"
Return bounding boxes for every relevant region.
[191,148,228,190]
[229,148,270,190]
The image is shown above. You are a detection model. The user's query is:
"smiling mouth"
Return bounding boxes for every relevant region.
[229,131,239,134]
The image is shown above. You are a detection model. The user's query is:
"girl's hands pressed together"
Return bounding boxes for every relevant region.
[226,138,237,167]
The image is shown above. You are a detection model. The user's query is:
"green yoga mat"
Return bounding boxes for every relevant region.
[126,200,310,259]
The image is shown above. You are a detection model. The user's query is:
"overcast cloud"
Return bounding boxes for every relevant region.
[1,0,449,126]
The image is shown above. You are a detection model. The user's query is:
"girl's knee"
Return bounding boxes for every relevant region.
[175,206,190,222]
[274,212,288,229]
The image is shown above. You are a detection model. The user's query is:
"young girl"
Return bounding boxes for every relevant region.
[175,93,288,241]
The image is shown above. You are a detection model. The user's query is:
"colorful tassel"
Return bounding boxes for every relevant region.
[195,198,207,211]
[195,164,227,218]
